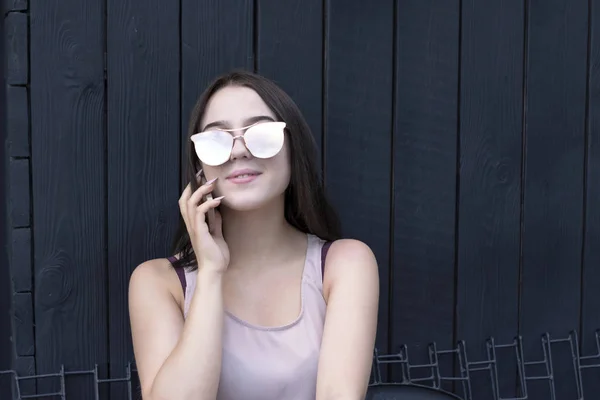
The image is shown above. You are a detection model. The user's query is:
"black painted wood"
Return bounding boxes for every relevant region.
[581,0,600,397]
[180,0,254,186]
[324,0,394,360]
[456,0,525,398]
[389,0,460,387]
[106,0,181,397]
[12,293,33,357]
[520,1,589,399]
[4,11,27,86]
[14,356,36,396]
[3,0,26,13]
[0,6,15,396]
[256,0,324,169]
[9,228,31,293]
[6,86,28,157]
[8,159,29,228]
[30,0,108,397]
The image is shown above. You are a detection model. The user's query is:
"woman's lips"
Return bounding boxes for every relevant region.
[226,169,261,184]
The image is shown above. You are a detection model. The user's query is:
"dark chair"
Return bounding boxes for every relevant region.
[366,383,463,400]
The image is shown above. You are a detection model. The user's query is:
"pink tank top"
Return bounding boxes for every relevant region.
[173,234,331,400]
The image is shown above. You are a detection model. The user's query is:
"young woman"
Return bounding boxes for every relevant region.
[128,71,380,400]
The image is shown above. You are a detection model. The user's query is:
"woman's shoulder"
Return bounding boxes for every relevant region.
[129,256,186,310]
[323,238,377,269]
[321,238,379,298]
[316,235,374,256]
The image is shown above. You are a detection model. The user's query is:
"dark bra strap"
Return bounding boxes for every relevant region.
[168,256,186,295]
[321,241,333,280]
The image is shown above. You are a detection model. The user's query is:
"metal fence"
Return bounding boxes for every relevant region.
[1,330,599,399]
[0,363,138,400]
[370,330,600,400]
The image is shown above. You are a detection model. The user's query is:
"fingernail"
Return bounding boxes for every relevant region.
[196,169,203,177]
[206,177,218,185]
[213,195,225,201]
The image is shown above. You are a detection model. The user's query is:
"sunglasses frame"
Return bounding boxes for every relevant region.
[190,120,287,166]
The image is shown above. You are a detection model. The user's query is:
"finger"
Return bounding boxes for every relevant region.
[187,185,215,229]
[211,209,224,237]
[194,196,225,235]
[187,180,217,225]
[187,177,217,207]
[179,183,191,212]
[180,181,193,200]
[179,184,191,224]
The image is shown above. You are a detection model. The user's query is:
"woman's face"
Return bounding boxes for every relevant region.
[198,85,291,211]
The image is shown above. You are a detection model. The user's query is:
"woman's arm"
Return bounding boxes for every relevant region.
[129,260,224,400]
[316,239,380,400]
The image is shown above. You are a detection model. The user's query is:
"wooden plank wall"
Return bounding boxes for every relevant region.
[1,0,14,394]
[4,0,36,396]
[325,0,394,366]
[521,2,589,399]
[106,0,180,398]
[584,2,600,398]
[2,0,600,398]
[455,0,523,397]
[391,1,459,387]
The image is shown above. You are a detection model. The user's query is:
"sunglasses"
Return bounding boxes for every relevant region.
[190,121,287,166]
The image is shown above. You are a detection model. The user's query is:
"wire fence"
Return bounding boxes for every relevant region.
[1,330,599,399]
[370,330,600,400]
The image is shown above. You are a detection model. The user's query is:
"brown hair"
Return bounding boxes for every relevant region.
[171,70,341,270]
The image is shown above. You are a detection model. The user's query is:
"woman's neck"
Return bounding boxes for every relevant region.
[220,197,303,269]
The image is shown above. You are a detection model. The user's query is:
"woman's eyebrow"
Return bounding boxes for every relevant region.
[202,120,228,131]
[202,115,275,131]
[244,115,275,126]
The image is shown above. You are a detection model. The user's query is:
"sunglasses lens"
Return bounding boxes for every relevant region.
[245,122,286,159]
[191,131,232,166]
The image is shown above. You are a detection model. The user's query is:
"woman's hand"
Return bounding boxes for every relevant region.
[178,175,229,273]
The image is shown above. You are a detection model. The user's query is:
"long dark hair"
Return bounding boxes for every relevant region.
[171,70,341,270]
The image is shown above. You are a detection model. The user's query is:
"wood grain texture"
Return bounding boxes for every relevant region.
[389,0,459,385]
[15,356,36,396]
[10,228,31,292]
[0,6,13,387]
[30,0,107,396]
[12,292,33,356]
[9,158,30,227]
[456,0,524,397]
[325,0,393,357]
[6,85,29,157]
[181,0,253,184]
[4,0,27,12]
[256,0,324,168]
[5,11,27,85]
[520,1,588,399]
[581,0,600,396]
[106,0,180,396]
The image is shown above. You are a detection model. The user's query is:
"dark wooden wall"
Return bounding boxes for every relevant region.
[3,0,600,399]
[1,0,16,392]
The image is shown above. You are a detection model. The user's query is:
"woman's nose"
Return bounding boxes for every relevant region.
[229,135,251,161]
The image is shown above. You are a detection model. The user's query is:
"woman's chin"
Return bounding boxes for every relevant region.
[219,194,281,213]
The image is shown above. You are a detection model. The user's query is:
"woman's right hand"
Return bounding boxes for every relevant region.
[178,175,230,274]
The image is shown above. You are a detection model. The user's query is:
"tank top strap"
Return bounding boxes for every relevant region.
[303,234,328,285]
